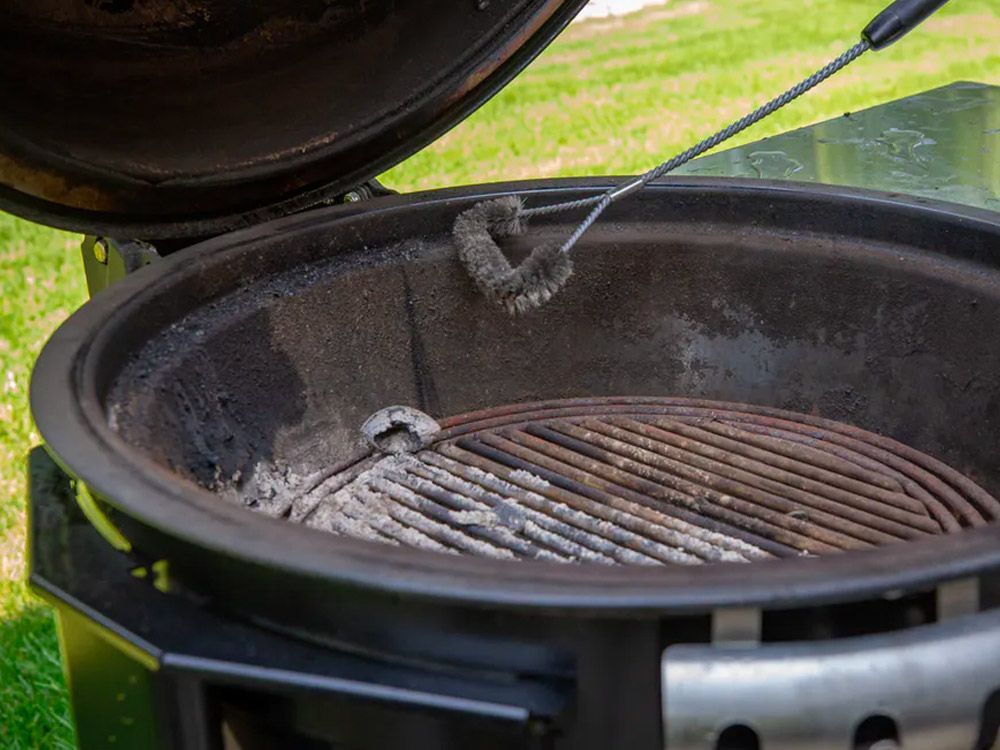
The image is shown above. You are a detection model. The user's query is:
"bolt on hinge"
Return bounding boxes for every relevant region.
[337,178,398,206]
[92,237,110,264]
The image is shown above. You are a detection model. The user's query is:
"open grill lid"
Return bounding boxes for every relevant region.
[0,0,587,239]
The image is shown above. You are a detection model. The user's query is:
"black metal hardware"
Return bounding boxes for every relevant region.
[863,0,951,49]
[338,178,398,205]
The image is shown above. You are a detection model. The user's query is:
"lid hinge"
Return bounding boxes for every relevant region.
[81,236,160,297]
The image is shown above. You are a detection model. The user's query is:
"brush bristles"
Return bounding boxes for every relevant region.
[452,196,573,315]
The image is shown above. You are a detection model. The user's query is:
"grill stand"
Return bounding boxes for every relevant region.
[29,449,564,750]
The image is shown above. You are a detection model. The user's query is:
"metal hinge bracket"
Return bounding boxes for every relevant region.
[81,236,160,297]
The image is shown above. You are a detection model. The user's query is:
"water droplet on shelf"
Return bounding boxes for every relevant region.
[874,128,937,161]
[747,151,804,179]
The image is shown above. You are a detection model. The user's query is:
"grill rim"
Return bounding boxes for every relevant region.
[30,179,1000,613]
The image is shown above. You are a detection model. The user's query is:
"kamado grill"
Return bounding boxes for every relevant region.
[4,1,1000,748]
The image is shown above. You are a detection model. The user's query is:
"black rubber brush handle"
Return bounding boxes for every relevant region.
[863,0,951,49]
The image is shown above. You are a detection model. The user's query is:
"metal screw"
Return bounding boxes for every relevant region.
[343,191,362,204]
[93,238,109,264]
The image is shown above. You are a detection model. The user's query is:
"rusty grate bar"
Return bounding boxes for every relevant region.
[579,419,937,539]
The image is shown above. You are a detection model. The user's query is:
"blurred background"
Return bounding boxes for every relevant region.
[0,0,997,746]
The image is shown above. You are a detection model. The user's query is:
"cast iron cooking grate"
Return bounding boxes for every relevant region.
[293,398,1000,565]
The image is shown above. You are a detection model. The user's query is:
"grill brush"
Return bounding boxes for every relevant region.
[453,0,951,315]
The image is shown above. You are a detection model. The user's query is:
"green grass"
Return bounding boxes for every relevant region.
[384,0,999,190]
[1,0,997,745]
[0,220,82,749]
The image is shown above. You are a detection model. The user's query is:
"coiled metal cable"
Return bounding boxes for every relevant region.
[520,40,871,256]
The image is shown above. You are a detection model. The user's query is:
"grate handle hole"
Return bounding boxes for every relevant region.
[853,714,900,749]
[976,688,1000,750]
[716,724,760,750]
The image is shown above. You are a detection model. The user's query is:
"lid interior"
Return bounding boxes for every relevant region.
[0,0,585,236]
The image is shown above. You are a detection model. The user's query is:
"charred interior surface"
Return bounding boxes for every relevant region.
[101,186,1000,572]
[277,399,999,565]
[0,0,585,232]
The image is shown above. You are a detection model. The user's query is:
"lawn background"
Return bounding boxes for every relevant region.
[1,0,997,746]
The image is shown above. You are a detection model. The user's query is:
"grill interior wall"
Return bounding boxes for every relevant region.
[105,216,1000,508]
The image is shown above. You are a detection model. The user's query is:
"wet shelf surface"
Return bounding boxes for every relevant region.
[680,82,1000,213]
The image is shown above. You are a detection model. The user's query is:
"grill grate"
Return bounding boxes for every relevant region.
[292,398,1000,566]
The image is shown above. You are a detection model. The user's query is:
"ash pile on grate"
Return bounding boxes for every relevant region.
[280,452,764,565]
